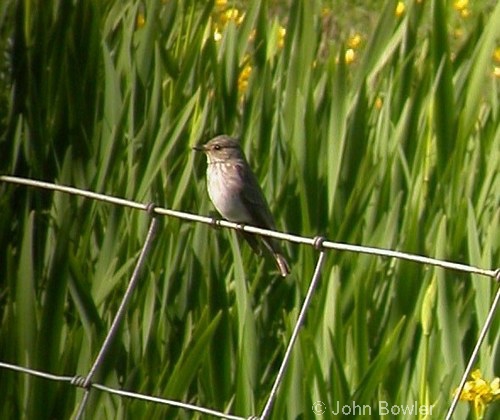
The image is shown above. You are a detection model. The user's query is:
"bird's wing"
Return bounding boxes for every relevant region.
[235,161,288,268]
[234,162,276,230]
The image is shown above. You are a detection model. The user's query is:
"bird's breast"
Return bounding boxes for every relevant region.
[206,163,252,223]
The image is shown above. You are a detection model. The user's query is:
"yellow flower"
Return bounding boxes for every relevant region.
[493,47,500,64]
[220,8,245,25]
[454,0,471,18]
[215,0,227,7]
[460,8,471,18]
[493,48,500,78]
[213,27,223,42]
[395,1,406,17]
[345,49,356,64]
[456,370,500,419]
[136,13,146,29]
[238,62,252,94]
[454,0,468,11]
[277,26,286,49]
[347,34,362,49]
[213,5,245,41]
[375,97,383,110]
[491,378,500,397]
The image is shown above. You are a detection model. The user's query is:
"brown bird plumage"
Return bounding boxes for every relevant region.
[193,135,290,276]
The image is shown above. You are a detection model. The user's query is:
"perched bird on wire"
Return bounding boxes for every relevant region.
[193,135,290,277]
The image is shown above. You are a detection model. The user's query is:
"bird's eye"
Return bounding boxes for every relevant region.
[213,144,221,150]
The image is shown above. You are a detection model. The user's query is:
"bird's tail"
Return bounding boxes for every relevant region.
[262,238,290,277]
[241,232,291,277]
[274,252,291,277]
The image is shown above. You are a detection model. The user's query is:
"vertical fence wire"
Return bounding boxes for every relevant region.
[74,208,159,419]
[445,280,500,420]
[259,240,327,419]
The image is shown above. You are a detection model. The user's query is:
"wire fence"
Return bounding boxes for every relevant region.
[1,174,499,419]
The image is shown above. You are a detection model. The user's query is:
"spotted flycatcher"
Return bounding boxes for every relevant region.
[193,135,290,277]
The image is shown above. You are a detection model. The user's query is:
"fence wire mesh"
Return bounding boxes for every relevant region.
[1,175,499,419]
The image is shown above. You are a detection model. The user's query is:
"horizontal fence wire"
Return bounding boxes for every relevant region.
[1,175,496,279]
[0,361,247,420]
[1,174,499,419]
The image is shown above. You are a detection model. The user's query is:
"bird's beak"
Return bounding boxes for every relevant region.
[192,144,206,152]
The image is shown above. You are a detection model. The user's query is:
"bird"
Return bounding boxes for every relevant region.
[193,135,290,277]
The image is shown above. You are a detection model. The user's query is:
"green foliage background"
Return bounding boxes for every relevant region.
[0,0,499,418]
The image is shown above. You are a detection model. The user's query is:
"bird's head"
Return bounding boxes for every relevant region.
[193,135,244,163]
